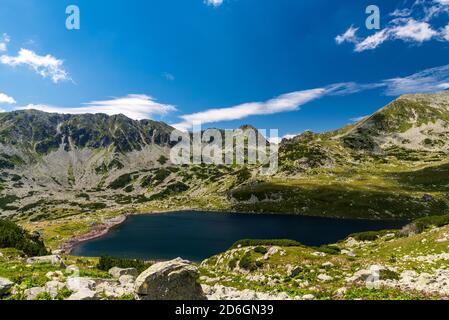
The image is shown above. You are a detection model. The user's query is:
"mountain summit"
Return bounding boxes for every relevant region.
[340,92,449,152]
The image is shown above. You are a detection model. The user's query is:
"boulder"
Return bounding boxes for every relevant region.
[119,275,136,286]
[96,280,134,298]
[66,288,97,300]
[317,274,334,282]
[287,265,302,277]
[24,287,46,300]
[67,277,96,292]
[108,267,139,279]
[134,258,206,300]
[0,277,14,296]
[45,281,66,298]
[202,284,294,300]
[26,255,65,267]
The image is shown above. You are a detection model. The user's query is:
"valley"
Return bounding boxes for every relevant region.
[2,92,449,300]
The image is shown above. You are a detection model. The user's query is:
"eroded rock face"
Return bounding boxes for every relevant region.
[135,258,206,300]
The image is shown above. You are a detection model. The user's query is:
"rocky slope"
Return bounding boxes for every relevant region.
[340,92,449,153]
[1,92,449,221]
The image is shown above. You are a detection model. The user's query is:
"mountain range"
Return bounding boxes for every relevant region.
[1,91,449,221]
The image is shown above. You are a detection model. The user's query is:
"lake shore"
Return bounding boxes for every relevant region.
[59,214,129,254]
[67,211,407,261]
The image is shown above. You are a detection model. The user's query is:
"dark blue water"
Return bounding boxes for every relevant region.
[71,211,406,261]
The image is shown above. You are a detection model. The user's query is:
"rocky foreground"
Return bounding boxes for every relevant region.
[1,218,449,300]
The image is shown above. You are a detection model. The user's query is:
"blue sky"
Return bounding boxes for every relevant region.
[1,0,449,139]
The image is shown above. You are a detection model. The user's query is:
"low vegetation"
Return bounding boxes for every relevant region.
[96,256,149,273]
[0,220,48,256]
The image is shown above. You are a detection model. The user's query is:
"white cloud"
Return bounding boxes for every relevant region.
[339,1,449,52]
[17,94,177,120]
[392,19,437,42]
[0,93,16,104]
[442,24,449,41]
[390,8,412,17]
[355,29,390,52]
[0,49,70,83]
[205,0,223,7]
[335,26,359,44]
[174,64,449,131]
[0,108,5,113]
[383,64,449,95]
[0,33,10,52]
[173,89,326,131]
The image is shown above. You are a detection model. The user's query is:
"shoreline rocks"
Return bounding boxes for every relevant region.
[59,215,128,254]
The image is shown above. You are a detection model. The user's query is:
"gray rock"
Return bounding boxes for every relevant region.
[317,274,334,282]
[119,275,136,286]
[287,265,302,277]
[202,284,293,300]
[24,287,46,300]
[135,258,206,300]
[66,288,97,300]
[45,281,66,298]
[96,280,134,298]
[108,267,138,279]
[0,277,13,296]
[66,277,96,292]
[26,255,65,267]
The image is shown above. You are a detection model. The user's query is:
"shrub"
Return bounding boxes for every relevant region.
[254,246,268,254]
[314,244,341,255]
[36,292,52,300]
[0,195,19,210]
[157,155,168,165]
[412,214,449,233]
[231,239,302,249]
[55,288,73,300]
[348,230,394,242]
[124,185,134,193]
[109,174,133,190]
[0,219,48,256]
[97,256,148,273]
[239,252,258,271]
[380,269,400,281]
[228,258,238,270]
